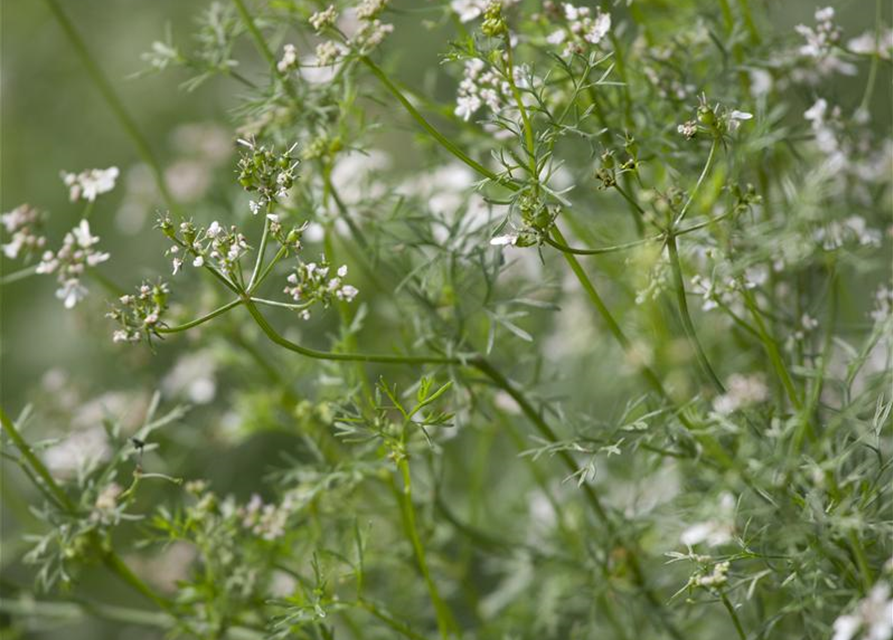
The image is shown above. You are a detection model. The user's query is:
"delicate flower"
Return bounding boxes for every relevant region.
[1,204,46,260]
[315,40,344,67]
[832,583,893,640]
[677,120,698,139]
[712,374,768,414]
[490,233,518,246]
[847,29,893,60]
[309,5,338,32]
[36,220,110,309]
[277,43,299,73]
[681,493,736,547]
[43,425,111,478]
[60,167,120,202]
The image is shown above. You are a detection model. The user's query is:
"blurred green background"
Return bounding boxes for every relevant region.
[2,0,889,407]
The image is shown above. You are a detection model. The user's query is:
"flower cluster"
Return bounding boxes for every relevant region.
[239,493,296,541]
[455,57,530,121]
[450,0,518,24]
[236,138,299,215]
[60,167,120,203]
[162,218,250,277]
[276,43,299,73]
[712,373,768,415]
[814,215,881,251]
[350,0,393,52]
[107,280,170,344]
[545,3,611,57]
[1,204,46,261]
[309,5,338,32]
[284,259,358,319]
[36,219,110,309]
[832,583,893,640]
[679,96,752,139]
[793,7,856,80]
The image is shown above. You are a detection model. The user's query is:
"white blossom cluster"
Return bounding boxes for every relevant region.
[43,424,111,478]
[681,492,736,548]
[792,7,856,81]
[108,280,170,344]
[36,219,110,309]
[454,57,531,121]
[546,3,611,57]
[1,203,46,260]
[60,166,120,203]
[712,373,768,415]
[847,29,893,60]
[870,286,893,324]
[284,260,358,320]
[91,482,123,525]
[450,0,518,23]
[168,220,250,277]
[240,493,295,541]
[814,215,882,251]
[832,583,893,640]
[276,43,299,73]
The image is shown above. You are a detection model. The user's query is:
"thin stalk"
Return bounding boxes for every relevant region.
[247,215,271,291]
[504,38,538,188]
[248,245,288,294]
[230,0,297,99]
[858,0,883,113]
[666,234,725,393]
[41,0,178,214]
[675,139,718,226]
[156,299,243,333]
[361,56,519,191]
[0,265,39,285]
[394,459,456,639]
[720,594,747,640]
[243,298,460,366]
[0,408,183,623]
[544,233,659,255]
[249,296,311,311]
[355,600,428,640]
[740,287,803,410]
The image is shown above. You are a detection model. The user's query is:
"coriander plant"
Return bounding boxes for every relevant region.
[2,1,891,639]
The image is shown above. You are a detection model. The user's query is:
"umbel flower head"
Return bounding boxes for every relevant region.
[107,279,170,344]
[236,138,299,215]
[60,167,119,202]
[284,258,359,320]
[36,219,110,309]
[1,203,46,261]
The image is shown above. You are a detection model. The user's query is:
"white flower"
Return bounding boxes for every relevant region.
[832,584,893,640]
[490,233,518,246]
[315,40,344,66]
[1,204,45,260]
[681,493,736,547]
[277,44,299,73]
[713,374,768,414]
[60,167,120,202]
[848,30,893,59]
[43,425,111,478]
[309,5,338,32]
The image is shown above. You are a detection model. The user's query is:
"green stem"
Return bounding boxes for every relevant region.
[41,0,178,214]
[247,215,271,291]
[355,600,427,640]
[394,459,456,639]
[740,287,803,410]
[0,265,40,285]
[248,245,288,294]
[675,139,717,225]
[720,594,747,640]
[0,408,183,624]
[504,38,538,187]
[156,299,243,333]
[544,234,659,256]
[243,298,460,366]
[361,56,518,191]
[666,234,725,393]
[230,0,297,99]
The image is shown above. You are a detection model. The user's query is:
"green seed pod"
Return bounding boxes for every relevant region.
[697,105,715,125]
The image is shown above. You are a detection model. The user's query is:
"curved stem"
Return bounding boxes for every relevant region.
[675,139,717,225]
[0,265,40,285]
[243,298,461,366]
[247,215,271,291]
[230,0,297,99]
[666,234,725,393]
[41,0,179,214]
[156,299,243,334]
[504,38,538,188]
[544,232,659,256]
[249,296,311,311]
[248,245,287,294]
[361,56,519,192]
[394,459,456,638]
[721,594,747,640]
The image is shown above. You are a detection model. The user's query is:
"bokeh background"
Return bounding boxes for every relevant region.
[1,1,890,638]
